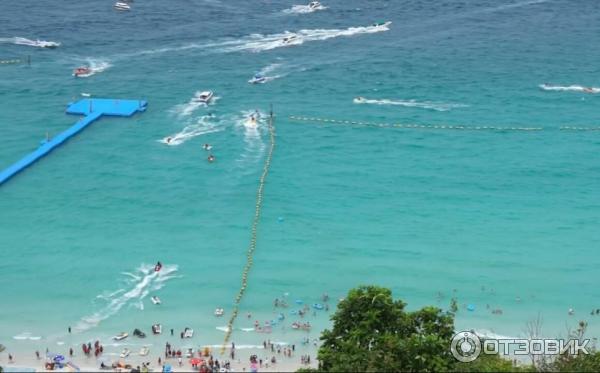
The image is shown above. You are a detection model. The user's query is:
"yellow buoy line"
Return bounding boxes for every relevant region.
[220,110,276,354]
[289,115,600,132]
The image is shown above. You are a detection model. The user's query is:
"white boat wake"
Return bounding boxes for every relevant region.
[221,22,391,53]
[234,110,267,165]
[160,115,223,146]
[539,84,600,94]
[282,3,327,14]
[353,97,468,112]
[127,23,391,58]
[74,263,179,332]
[249,63,287,84]
[0,36,60,48]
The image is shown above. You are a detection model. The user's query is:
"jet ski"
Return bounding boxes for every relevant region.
[133,328,146,338]
[151,296,161,305]
[139,346,149,356]
[214,307,224,317]
[113,332,128,341]
[248,74,267,84]
[152,324,162,335]
[194,91,214,104]
[154,262,162,272]
[73,67,92,78]
[353,96,367,103]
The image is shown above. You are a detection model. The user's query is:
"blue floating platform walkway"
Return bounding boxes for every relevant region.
[0,98,147,186]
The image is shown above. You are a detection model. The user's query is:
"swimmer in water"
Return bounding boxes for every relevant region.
[203,143,212,151]
[208,155,215,163]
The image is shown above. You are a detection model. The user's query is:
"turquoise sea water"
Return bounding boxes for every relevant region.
[2,0,600,359]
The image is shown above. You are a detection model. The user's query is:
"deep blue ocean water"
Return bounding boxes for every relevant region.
[1,0,600,358]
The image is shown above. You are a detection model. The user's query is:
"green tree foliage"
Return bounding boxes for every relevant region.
[553,351,600,372]
[318,285,455,372]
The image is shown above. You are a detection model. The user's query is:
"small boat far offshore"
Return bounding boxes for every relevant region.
[114,2,131,11]
[248,74,267,84]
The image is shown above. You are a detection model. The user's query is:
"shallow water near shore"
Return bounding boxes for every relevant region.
[2,0,600,364]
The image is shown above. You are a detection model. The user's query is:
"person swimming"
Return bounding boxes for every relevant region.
[203,143,212,151]
[208,155,215,163]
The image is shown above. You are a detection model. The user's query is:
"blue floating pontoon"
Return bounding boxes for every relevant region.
[0,98,147,186]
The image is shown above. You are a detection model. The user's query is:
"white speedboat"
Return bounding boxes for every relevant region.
[120,348,130,358]
[371,21,392,27]
[214,308,224,317]
[152,324,162,335]
[139,346,149,356]
[183,327,194,338]
[308,1,322,10]
[114,2,131,11]
[36,40,60,48]
[151,296,161,305]
[353,96,367,103]
[194,91,213,104]
[248,74,267,84]
[282,35,298,44]
[113,332,128,341]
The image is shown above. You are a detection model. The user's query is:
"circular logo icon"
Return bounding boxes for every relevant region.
[451,331,481,362]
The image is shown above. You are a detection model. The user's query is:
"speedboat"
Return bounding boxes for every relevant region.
[120,348,130,358]
[214,308,224,317]
[194,91,213,104]
[73,67,92,78]
[353,96,367,103]
[151,296,161,305]
[372,21,392,27]
[114,2,131,11]
[183,327,194,338]
[308,1,321,10]
[133,328,146,338]
[282,35,298,45]
[35,40,60,48]
[113,332,128,341]
[152,324,162,335]
[139,346,149,356]
[248,74,267,84]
